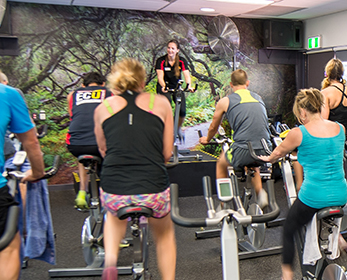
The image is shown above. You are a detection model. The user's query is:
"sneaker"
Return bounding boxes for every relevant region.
[75,190,89,210]
[120,239,130,248]
[257,189,269,209]
[102,266,118,280]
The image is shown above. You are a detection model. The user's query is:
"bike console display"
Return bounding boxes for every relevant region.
[216,178,234,202]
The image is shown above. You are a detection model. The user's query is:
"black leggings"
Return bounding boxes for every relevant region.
[161,92,186,117]
[282,198,318,265]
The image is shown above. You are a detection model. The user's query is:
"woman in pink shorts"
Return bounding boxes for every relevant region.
[94,58,175,280]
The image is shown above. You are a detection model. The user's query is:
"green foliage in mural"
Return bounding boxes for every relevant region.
[1,3,297,165]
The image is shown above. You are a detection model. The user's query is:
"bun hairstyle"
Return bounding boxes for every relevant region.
[166,39,181,78]
[293,88,324,124]
[321,58,346,89]
[108,58,146,92]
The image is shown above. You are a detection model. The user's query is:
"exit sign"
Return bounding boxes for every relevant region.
[308,36,321,49]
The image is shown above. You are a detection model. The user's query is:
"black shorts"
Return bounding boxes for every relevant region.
[0,185,18,237]
[67,145,103,175]
[161,92,186,117]
[66,145,101,158]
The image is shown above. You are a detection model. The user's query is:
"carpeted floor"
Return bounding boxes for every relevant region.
[20,178,347,280]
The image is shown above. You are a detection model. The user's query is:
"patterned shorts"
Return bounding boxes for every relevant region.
[100,187,171,218]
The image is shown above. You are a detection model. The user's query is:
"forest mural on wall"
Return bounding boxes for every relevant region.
[1,3,297,159]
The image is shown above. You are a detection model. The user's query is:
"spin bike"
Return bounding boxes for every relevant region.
[272,130,347,280]
[48,155,152,279]
[166,80,201,164]
[170,171,280,280]
[0,152,60,253]
[195,129,280,259]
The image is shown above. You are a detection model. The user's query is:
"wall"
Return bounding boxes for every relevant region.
[304,10,347,50]
[0,3,298,128]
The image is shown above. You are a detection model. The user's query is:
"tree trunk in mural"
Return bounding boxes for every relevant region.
[1,3,297,161]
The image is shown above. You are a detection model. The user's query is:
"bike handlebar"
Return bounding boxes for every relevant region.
[7,155,60,181]
[37,124,48,139]
[197,130,232,146]
[165,80,198,93]
[0,205,19,252]
[170,176,280,227]
[170,183,208,227]
[0,155,60,252]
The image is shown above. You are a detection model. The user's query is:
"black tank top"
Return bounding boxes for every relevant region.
[329,84,347,135]
[100,90,170,195]
[66,85,112,145]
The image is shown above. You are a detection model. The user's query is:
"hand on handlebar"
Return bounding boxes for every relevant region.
[199,136,210,145]
[161,86,168,93]
[188,85,196,93]
[257,155,271,163]
[21,169,45,183]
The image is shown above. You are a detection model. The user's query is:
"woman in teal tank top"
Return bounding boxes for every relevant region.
[258,88,347,280]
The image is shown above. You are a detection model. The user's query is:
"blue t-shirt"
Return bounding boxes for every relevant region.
[0,84,34,188]
[298,124,347,208]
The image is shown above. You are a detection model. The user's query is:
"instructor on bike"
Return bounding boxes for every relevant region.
[155,39,195,140]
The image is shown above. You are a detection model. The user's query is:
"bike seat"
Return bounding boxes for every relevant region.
[78,155,102,167]
[117,206,153,220]
[317,206,344,221]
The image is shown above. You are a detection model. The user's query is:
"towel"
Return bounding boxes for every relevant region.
[326,217,341,260]
[303,213,321,265]
[4,155,56,265]
[25,180,56,265]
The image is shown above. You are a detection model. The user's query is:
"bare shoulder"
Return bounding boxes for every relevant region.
[216,96,229,110]
[154,93,171,107]
[321,85,340,98]
[285,127,303,145]
[287,127,303,139]
[67,90,74,100]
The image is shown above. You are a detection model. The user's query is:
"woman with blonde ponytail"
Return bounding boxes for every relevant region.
[94,58,176,280]
[155,39,195,140]
[259,88,347,280]
[321,58,347,134]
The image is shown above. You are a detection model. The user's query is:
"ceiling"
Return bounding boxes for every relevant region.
[7,0,347,20]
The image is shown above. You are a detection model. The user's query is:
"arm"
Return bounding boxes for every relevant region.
[67,91,73,117]
[17,128,45,182]
[156,69,167,93]
[162,98,174,162]
[321,91,330,119]
[94,104,107,158]
[258,127,302,163]
[199,97,229,144]
[182,70,194,92]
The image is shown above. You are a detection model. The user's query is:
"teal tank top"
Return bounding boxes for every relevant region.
[298,123,347,208]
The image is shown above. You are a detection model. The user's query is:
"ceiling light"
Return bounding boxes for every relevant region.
[207,0,274,4]
[201,8,216,12]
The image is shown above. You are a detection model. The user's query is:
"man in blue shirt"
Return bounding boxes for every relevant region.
[0,83,44,280]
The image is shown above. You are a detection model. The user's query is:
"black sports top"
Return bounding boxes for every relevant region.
[100,91,170,195]
[155,55,188,94]
[66,85,112,145]
[329,84,347,135]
